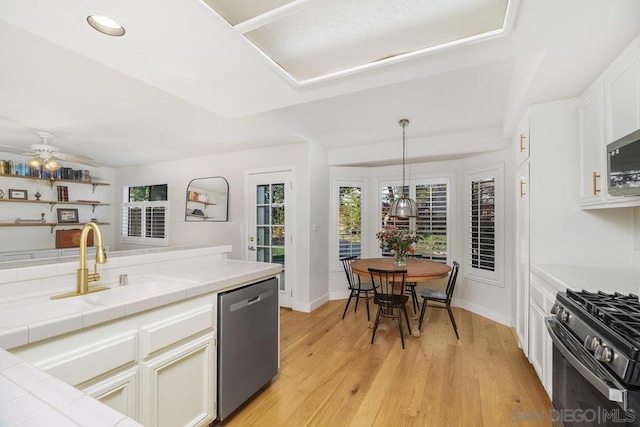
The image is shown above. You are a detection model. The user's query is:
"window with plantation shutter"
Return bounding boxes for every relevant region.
[465,165,503,286]
[121,184,169,246]
[469,178,495,271]
[380,179,449,263]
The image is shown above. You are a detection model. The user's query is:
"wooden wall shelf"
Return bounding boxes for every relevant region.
[0,174,109,192]
[0,222,110,233]
[0,199,109,213]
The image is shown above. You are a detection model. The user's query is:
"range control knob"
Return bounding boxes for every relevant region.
[560,310,569,323]
[584,335,601,352]
[594,345,614,363]
[550,304,561,315]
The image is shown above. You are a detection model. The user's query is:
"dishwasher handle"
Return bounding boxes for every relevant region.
[247,295,261,305]
[229,289,274,313]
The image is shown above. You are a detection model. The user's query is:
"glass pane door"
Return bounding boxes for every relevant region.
[256,183,286,292]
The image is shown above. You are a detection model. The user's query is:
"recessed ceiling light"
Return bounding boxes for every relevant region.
[87,15,125,37]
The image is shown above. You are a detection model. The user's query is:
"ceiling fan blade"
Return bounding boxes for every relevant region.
[50,151,101,167]
[0,144,36,156]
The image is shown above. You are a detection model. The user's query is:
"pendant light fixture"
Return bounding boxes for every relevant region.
[389,119,418,218]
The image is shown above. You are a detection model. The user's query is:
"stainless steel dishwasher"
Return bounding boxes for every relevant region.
[217,277,279,421]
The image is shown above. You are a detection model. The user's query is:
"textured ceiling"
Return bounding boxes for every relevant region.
[0,0,639,167]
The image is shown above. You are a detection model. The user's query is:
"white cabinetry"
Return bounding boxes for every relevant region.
[142,333,215,427]
[579,81,606,206]
[528,273,555,399]
[10,294,218,426]
[604,42,640,144]
[515,112,530,165]
[515,160,530,355]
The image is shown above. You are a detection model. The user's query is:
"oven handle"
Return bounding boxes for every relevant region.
[545,317,628,410]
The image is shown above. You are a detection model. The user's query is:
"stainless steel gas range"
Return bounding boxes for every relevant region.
[547,289,640,426]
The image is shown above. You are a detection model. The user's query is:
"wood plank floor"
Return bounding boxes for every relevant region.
[219,300,553,426]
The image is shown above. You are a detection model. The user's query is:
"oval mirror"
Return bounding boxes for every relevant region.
[185,176,229,222]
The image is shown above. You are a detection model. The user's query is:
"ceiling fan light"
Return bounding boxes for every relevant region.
[28,157,42,168]
[43,158,61,171]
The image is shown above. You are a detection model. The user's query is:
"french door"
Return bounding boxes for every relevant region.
[246,169,295,308]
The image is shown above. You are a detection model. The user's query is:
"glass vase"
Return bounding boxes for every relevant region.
[393,251,407,266]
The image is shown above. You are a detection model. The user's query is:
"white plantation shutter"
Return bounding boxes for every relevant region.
[380,179,449,262]
[465,165,503,286]
[469,178,495,271]
[121,184,168,246]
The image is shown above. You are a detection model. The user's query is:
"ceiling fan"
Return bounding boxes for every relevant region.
[0,131,100,170]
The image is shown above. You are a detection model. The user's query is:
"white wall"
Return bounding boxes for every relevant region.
[115,142,324,311]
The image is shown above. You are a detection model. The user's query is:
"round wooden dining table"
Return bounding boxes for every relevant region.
[351,258,451,337]
[351,257,451,283]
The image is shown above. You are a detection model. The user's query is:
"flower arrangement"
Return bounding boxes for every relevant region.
[376,227,419,265]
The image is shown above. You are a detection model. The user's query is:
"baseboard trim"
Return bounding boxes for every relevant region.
[453,298,511,326]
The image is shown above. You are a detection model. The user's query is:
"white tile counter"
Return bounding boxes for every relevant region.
[532,264,640,296]
[0,245,282,427]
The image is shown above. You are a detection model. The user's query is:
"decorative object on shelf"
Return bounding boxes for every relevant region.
[8,188,27,200]
[57,185,69,201]
[34,190,42,200]
[57,208,79,223]
[55,228,94,248]
[376,226,419,266]
[0,189,3,199]
[14,216,47,223]
[389,119,418,218]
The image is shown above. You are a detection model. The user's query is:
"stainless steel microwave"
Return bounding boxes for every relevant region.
[607,128,640,197]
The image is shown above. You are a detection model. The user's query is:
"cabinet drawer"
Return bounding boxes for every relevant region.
[39,331,137,387]
[142,304,214,359]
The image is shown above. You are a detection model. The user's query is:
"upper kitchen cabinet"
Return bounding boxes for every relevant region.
[578,80,606,206]
[515,112,530,165]
[604,37,640,145]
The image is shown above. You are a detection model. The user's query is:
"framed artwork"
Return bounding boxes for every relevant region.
[57,208,79,223]
[8,189,27,200]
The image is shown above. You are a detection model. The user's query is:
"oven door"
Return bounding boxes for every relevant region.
[546,317,637,426]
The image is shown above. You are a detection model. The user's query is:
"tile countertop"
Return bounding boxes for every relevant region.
[0,257,282,427]
[532,264,640,296]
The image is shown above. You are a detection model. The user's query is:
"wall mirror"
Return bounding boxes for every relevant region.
[185,176,229,222]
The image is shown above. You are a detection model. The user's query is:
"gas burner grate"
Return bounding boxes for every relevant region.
[567,289,640,347]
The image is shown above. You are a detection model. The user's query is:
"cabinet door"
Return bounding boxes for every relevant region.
[529,301,546,384]
[515,113,530,165]
[82,367,139,421]
[579,82,606,205]
[605,46,640,144]
[141,333,215,427]
[515,161,530,355]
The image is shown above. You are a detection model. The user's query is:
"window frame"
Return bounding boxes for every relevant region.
[378,175,452,265]
[331,177,367,271]
[120,184,169,246]
[464,163,504,287]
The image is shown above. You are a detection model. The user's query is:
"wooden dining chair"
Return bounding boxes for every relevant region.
[404,254,423,314]
[368,267,411,349]
[418,261,460,339]
[340,256,375,320]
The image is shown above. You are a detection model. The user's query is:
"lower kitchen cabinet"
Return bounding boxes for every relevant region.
[10,292,221,426]
[82,367,139,420]
[141,333,216,427]
[529,272,555,399]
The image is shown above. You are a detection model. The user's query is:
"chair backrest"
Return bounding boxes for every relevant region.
[368,268,407,300]
[340,256,359,290]
[445,261,460,301]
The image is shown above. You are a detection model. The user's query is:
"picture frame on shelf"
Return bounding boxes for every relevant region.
[8,189,27,200]
[57,208,79,223]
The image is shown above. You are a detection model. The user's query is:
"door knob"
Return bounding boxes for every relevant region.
[248,246,256,251]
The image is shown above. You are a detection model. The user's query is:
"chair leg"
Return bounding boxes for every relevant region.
[411,286,419,314]
[397,307,405,349]
[341,291,355,319]
[371,306,382,344]
[418,300,427,331]
[364,291,371,321]
[446,304,460,339]
[403,305,412,334]
[354,289,360,313]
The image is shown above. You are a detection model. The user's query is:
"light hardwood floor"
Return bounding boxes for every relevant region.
[219,300,553,426]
